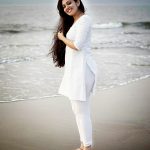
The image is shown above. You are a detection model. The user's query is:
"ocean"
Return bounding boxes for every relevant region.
[0,4,150,102]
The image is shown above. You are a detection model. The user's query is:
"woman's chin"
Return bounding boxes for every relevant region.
[66,11,75,16]
[67,13,73,16]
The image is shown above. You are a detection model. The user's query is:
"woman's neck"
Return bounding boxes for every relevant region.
[73,11,84,22]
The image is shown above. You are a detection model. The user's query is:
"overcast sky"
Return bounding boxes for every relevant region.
[0,0,150,5]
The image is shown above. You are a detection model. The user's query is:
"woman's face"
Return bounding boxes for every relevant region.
[62,0,80,16]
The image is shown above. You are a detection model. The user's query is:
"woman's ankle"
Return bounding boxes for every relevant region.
[79,142,84,149]
[83,145,92,150]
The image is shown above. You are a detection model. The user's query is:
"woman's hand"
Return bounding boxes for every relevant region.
[57,31,64,41]
[57,31,78,50]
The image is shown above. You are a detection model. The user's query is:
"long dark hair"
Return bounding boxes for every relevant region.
[48,0,85,68]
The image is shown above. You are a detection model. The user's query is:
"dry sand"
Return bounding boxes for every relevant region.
[0,77,150,150]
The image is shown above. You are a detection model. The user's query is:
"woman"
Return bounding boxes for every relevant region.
[49,0,98,149]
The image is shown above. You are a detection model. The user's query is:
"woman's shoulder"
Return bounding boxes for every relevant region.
[77,14,92,25]
[81,14,92,21]
[83,14,92,19]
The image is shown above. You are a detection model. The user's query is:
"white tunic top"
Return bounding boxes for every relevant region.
[58,14,98,101]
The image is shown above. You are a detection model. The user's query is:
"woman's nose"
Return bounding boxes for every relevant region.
[65,5,69,11]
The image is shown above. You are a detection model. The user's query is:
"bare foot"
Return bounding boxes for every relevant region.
[83,145,92,150]
[76,142,84,150]
[75,142,84,150]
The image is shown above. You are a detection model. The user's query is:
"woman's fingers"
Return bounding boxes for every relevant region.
[57,31,64,40]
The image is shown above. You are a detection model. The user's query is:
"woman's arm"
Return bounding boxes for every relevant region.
[57,16,92,51]
[57,31,78,51]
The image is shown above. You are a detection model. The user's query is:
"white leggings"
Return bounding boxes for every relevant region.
[70,64,95,147]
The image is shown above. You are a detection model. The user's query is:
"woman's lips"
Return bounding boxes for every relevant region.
[66,8,72,13]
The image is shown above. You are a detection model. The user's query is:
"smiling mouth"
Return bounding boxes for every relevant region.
[66,8,72,13]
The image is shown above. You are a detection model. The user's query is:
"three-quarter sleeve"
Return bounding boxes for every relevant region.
[73,16,92,50]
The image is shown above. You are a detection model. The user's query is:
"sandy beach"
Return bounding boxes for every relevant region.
[0,77,150,150]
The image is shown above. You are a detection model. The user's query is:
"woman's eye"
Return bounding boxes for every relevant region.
[63,1,71,9]
[67,1,71,5]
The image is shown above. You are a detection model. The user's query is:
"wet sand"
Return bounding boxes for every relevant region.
[0,77,150,150]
